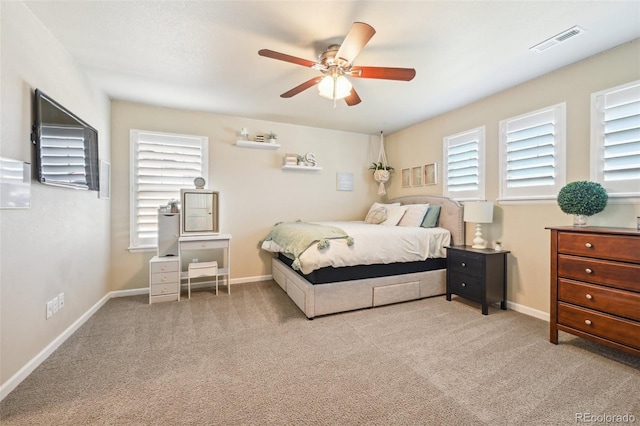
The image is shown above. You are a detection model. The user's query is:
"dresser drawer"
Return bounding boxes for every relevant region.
[557,254,640,292]
[150,282,179,296]
[558,302,640,350]
[448,270,482,302]
[447,251,483,275]
[558,279,640,322]
[180,239,228,250]
[150,260,179,274]
[151,271,179,286]
[558,232,640,263]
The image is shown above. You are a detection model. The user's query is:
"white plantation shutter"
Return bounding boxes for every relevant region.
[499,103,566,200]
[40,125,88,188]
[591,81,640,197]
[443,127,485,200]
[130,130,208,248]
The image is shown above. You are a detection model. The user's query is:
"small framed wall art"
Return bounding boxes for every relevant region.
[411,166,423,186]
[424,163,437,185]
[401,168,410,188]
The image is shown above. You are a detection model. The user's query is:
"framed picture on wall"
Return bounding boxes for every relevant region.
[411,166,423,186]
[424,163,437,185]
[401,168,411,188]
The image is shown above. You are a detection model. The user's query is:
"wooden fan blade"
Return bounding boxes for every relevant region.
[258,49,316,68]
[350,66,416,81]
[335,22,376,66]
[344,88,361,106]
[280,77,323,98]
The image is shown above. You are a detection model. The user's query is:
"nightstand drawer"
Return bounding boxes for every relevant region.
[150,260,179,274]
[151,271,179,286]
[447,251,483,275]
[448,270,482,301]
[151,282,179,296]
[558,302,640,350]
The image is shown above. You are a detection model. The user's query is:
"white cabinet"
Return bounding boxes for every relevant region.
[149,256,180,304]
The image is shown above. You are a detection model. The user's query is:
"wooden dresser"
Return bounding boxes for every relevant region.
[547,226,640,356]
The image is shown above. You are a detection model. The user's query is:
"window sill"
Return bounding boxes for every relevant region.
[497,197,558,205]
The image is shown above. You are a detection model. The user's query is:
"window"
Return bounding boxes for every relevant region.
[591,80,640,198]
[130,130,208,249]
[443,126,485,201]
[499,103,566,201]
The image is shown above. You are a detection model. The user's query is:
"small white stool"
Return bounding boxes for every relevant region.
[187,261,218,298]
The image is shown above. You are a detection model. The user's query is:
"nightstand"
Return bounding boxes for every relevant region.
[445,246,509,315]
[149,255,180,304]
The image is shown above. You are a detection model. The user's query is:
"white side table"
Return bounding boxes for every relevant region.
[149,256,180,304]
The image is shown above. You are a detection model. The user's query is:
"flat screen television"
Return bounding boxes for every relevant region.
[31,89,99,190]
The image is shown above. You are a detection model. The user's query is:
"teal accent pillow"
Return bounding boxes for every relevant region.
[421,206,441,228]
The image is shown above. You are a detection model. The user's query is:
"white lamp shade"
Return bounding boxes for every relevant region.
[464,201,494,223]
[318,75,352,100]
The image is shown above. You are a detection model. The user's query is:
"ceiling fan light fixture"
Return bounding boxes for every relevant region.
[318,74,352,100]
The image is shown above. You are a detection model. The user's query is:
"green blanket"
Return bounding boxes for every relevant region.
[261,221,353,270]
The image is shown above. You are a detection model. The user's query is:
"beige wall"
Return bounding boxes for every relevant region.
[385,39,640,314]
[0,3,111,387]
[109,101,380,292]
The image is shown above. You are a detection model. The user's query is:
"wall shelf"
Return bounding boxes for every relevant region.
[282,164,322,172]
[235,140,280,150]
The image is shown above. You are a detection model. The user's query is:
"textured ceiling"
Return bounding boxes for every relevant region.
[24,1,640,135]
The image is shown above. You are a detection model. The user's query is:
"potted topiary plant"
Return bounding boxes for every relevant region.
[557,181,608,226]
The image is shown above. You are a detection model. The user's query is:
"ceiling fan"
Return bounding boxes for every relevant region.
[258,22,416,106]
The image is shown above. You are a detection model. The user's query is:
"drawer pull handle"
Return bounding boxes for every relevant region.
[162,276,167,281]
[584,319,592,326]
[162,287,167,293]
[461,283,466,287]
[585,268,593,274]
[585,294,593,300]
[585,243,592,248]
[461,262,466,267]
[162,265,167,270]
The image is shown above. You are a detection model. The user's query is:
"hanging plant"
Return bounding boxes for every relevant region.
[369,162,394,172]
[557,181,608,225]
[372,131,394,195]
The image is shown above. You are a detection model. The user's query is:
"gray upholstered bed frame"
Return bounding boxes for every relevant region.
[271,195,464,319]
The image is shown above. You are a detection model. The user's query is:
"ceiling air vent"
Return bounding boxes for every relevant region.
[530,26,585,53]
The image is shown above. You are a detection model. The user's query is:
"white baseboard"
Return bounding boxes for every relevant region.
[506,300,550,322]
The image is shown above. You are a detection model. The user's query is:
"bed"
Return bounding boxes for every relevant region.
[261,195,464,318]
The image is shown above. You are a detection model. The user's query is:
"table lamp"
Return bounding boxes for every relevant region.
[464,201,494,249]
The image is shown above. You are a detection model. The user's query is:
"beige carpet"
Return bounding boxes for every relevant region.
[1,281,638,425]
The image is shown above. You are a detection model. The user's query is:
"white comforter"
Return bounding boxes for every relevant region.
[261,221,451,274]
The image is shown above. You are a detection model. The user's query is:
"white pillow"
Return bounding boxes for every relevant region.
[365,202,400,220]
[398,204,430,227]
[381,205,407,226]
[364,207,387,224]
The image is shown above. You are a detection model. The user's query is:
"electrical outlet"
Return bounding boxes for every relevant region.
[193,258,199,263]
[52,296,59,314]
[46,300,53,319]
[58,293,65,310]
